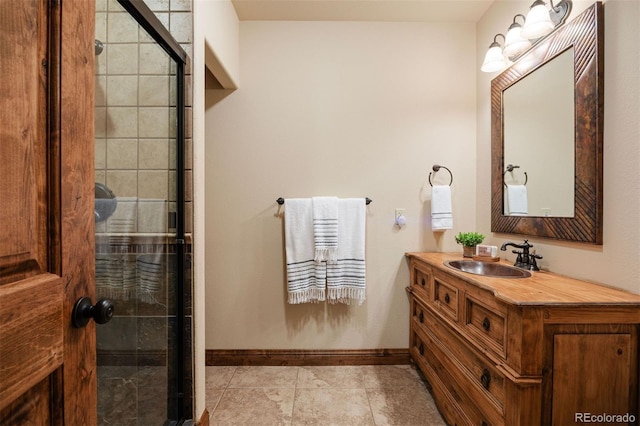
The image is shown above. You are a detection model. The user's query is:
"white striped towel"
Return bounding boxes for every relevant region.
[285,198,326,304]
[312,196,339,263]
[327,198,366,305]
[431,185,453,231]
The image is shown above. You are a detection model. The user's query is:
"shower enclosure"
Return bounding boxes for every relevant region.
[94,0,191,424]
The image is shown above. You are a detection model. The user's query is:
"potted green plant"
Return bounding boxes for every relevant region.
[455,232,485,258]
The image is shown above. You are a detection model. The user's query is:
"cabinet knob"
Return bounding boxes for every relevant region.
[482,317,491,331]
[444,293,450,304]
[421,278,426,286]
[419,311,424,323]
[419,344,424,355]
[480,369,491,389]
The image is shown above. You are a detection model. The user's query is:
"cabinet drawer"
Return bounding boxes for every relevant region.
[411,327,504,426]
[411,296,428,331]
[420,303,506,416]
[465,295,507,357]
[433,276,459,321]
[410,262,432,302]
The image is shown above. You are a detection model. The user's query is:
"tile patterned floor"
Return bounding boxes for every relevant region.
[206,365,447,425]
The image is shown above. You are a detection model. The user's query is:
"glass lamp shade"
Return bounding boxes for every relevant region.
[503,25,532,58]
[521,2,554,39]
[481,44,507,73]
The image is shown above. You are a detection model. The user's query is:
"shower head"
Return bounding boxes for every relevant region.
[95,39,104,56]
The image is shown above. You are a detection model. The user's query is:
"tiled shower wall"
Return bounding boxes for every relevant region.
[95,0,193,235]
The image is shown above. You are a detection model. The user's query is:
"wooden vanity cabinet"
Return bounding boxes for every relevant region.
[406,252,640,426]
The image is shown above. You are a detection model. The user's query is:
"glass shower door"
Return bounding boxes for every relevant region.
[94,0,189,424]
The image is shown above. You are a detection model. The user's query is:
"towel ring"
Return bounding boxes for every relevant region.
[503,164,528,186]
[428,165,453,187]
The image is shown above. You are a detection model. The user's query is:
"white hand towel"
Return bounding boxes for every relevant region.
[431,185,453,231]
[506,185,528,216]
[312,196,339,263]
[285,198,326,304]
[327,198,366,305]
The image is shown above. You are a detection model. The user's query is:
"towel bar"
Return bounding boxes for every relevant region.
[277,197,372,205]
[428,164,453,186]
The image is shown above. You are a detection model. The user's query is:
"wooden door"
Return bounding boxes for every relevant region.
[0,0,96,424]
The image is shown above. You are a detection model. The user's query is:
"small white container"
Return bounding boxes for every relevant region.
[476,244,498,258]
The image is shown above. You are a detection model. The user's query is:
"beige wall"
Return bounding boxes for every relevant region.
[477,0,640,294]
[193,0,240,417]
[204,21,477,350]
[196,0,240,88]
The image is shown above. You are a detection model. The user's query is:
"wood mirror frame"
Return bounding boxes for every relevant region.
[491,2,604,244]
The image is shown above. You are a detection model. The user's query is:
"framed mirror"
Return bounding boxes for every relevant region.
[491,2,604,244]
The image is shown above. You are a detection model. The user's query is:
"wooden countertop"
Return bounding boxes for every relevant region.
[406,252,640,307]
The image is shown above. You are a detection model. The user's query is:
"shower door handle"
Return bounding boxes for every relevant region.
[72,297,114,328]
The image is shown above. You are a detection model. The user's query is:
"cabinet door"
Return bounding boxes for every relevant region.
[552,334,633,425]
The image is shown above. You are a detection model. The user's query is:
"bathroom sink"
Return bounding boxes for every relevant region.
[444,260,531,279]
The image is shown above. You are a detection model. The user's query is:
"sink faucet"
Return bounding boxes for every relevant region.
[500,240,542,271]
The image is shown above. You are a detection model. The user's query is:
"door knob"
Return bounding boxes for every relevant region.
[72,297,114,328]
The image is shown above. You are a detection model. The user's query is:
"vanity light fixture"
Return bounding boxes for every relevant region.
[503,15,531,59]
[480,34,509,73]
[481,0,572,73]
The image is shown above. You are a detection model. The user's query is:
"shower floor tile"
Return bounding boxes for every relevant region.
[205,365,446,426]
